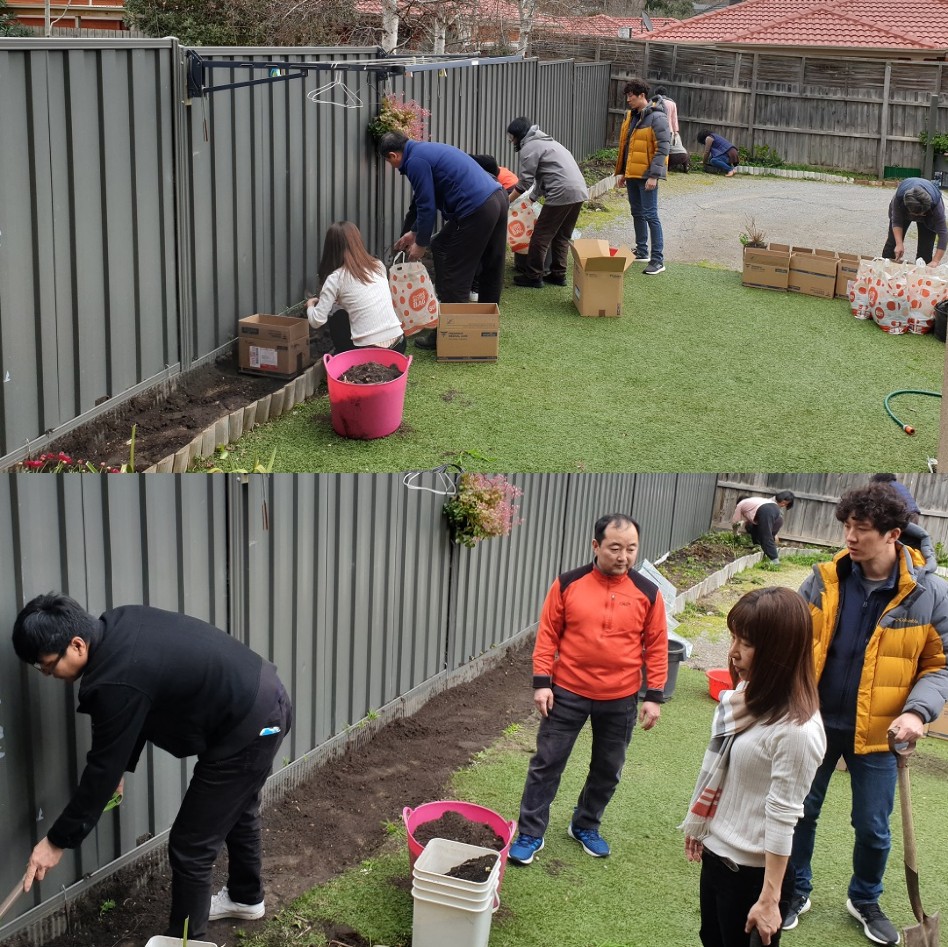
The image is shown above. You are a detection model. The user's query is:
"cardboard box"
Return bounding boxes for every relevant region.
[437,303,500,362]
[237,313,313,377]
[788,247,838,299]
[836,252,873,298]
[570,239,634,317]
[742,243,791,291]
[928,703,948,740]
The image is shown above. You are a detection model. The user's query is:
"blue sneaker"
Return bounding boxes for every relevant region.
[508,833,544,865]
[568,823,610,857]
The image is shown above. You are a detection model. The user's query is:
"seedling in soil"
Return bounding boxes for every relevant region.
[381,819,402,837]
[99,899,117,917]
[502,722,522,736]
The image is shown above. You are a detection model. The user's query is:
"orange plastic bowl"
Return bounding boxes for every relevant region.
[706,668,733,701]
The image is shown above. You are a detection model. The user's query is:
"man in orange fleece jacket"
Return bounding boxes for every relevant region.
[508,513,668,865]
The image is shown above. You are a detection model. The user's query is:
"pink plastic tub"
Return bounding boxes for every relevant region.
[323,348,411,440]
[403,800,517,888]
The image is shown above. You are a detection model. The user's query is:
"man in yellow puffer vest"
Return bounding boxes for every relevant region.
[614,77,671,275]
[784,482,948,946]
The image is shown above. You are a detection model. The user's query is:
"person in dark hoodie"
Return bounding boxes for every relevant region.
[782,483,948,945]
[379,131,508,349]
[614,77,671,275]
[505,117,589,288]
[12,595,292,942]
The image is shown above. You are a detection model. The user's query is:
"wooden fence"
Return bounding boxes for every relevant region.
[712,473,948,549]
[533,35,948,176]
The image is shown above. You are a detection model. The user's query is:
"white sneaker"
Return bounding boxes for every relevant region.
[209,886,265,921]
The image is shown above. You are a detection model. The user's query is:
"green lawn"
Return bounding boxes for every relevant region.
[202,263,945,474]
[241,563,948,947]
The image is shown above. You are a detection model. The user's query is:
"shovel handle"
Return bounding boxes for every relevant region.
[0,876,26,923]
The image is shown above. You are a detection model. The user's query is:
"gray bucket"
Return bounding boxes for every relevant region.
[640,638,688,701]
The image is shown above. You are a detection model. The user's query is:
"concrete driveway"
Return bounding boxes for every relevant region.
[583,172,913,270]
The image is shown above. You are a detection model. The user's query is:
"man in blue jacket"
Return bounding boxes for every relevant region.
[12,594,292,942]
[379,132,508,348]
[883,177,946,265]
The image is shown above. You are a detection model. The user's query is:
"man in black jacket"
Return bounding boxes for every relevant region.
[12,594,292,940]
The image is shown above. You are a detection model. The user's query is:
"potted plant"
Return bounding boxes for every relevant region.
[443,473,523,548]
[369,92,430,141]
[739,217,767,249]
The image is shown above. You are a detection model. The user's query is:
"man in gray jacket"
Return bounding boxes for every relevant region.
[506,118,589,288]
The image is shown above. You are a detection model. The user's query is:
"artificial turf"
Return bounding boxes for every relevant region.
[202,260,945,473]
[241,562,948,947]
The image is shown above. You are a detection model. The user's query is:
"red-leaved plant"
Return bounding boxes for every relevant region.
[443,473,523,548]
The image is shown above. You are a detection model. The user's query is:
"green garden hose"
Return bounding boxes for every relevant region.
[883,389,941,435]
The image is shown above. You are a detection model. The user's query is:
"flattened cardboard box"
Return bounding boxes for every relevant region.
[788,247,837,299]
[437,303,500,361]
[742,243,790,291]
[570,239,634,317]
[238,313,312,376]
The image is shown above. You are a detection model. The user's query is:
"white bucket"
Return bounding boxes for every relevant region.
[411,884,496,947]
[412,837,500,895]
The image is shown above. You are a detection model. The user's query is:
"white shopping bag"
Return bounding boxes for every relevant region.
[507,195,539,254]
[388,253,439,337]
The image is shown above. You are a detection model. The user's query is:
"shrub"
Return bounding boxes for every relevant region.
[369,93,430,141]
[737,144,783,168]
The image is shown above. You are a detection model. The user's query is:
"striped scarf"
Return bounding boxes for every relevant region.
[680,682,754,841]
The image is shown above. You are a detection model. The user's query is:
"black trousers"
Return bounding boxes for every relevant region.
[517,685,636,837]
[327,310,406,354]
[521,201,584,282]
[166,681,293,938]
[431,188,508,303]
[883,216,937,264]
[700,848,792,947]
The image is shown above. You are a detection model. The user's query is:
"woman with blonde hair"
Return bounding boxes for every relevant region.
[306,221,406,353]
[682,586,825,947]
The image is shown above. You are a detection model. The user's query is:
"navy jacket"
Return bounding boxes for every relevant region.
[400,140,501,247]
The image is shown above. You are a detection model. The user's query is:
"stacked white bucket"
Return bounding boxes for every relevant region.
[411,838,501,947]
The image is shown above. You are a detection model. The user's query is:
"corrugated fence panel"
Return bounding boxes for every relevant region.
[0,39,179,459]
[185,48,381,363]
[630,474,680,564]
[447,473,569,670]
[558,473,638,569]
[536,61,575,149]
[0,475,228,929]
[572,62,611,158]
[669,473,716,552]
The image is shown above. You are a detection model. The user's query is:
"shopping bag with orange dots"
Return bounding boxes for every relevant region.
[507,195,539,253]
[906,261,948,335]
[388,253,439,337]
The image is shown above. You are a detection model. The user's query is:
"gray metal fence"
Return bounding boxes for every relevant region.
[713,473,948,549]
[0,40,612,464]
[0,471,714,943]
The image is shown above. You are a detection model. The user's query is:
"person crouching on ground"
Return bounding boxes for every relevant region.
[505,117,589,288]
[682,587,825,947]
[306,221,406,354]
[614,77,671,275]
[698,131,739,176]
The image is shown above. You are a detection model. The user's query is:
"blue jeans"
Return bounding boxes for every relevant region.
[707,154,734,173]
[625,179,664,264]
[789,727,897,904]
